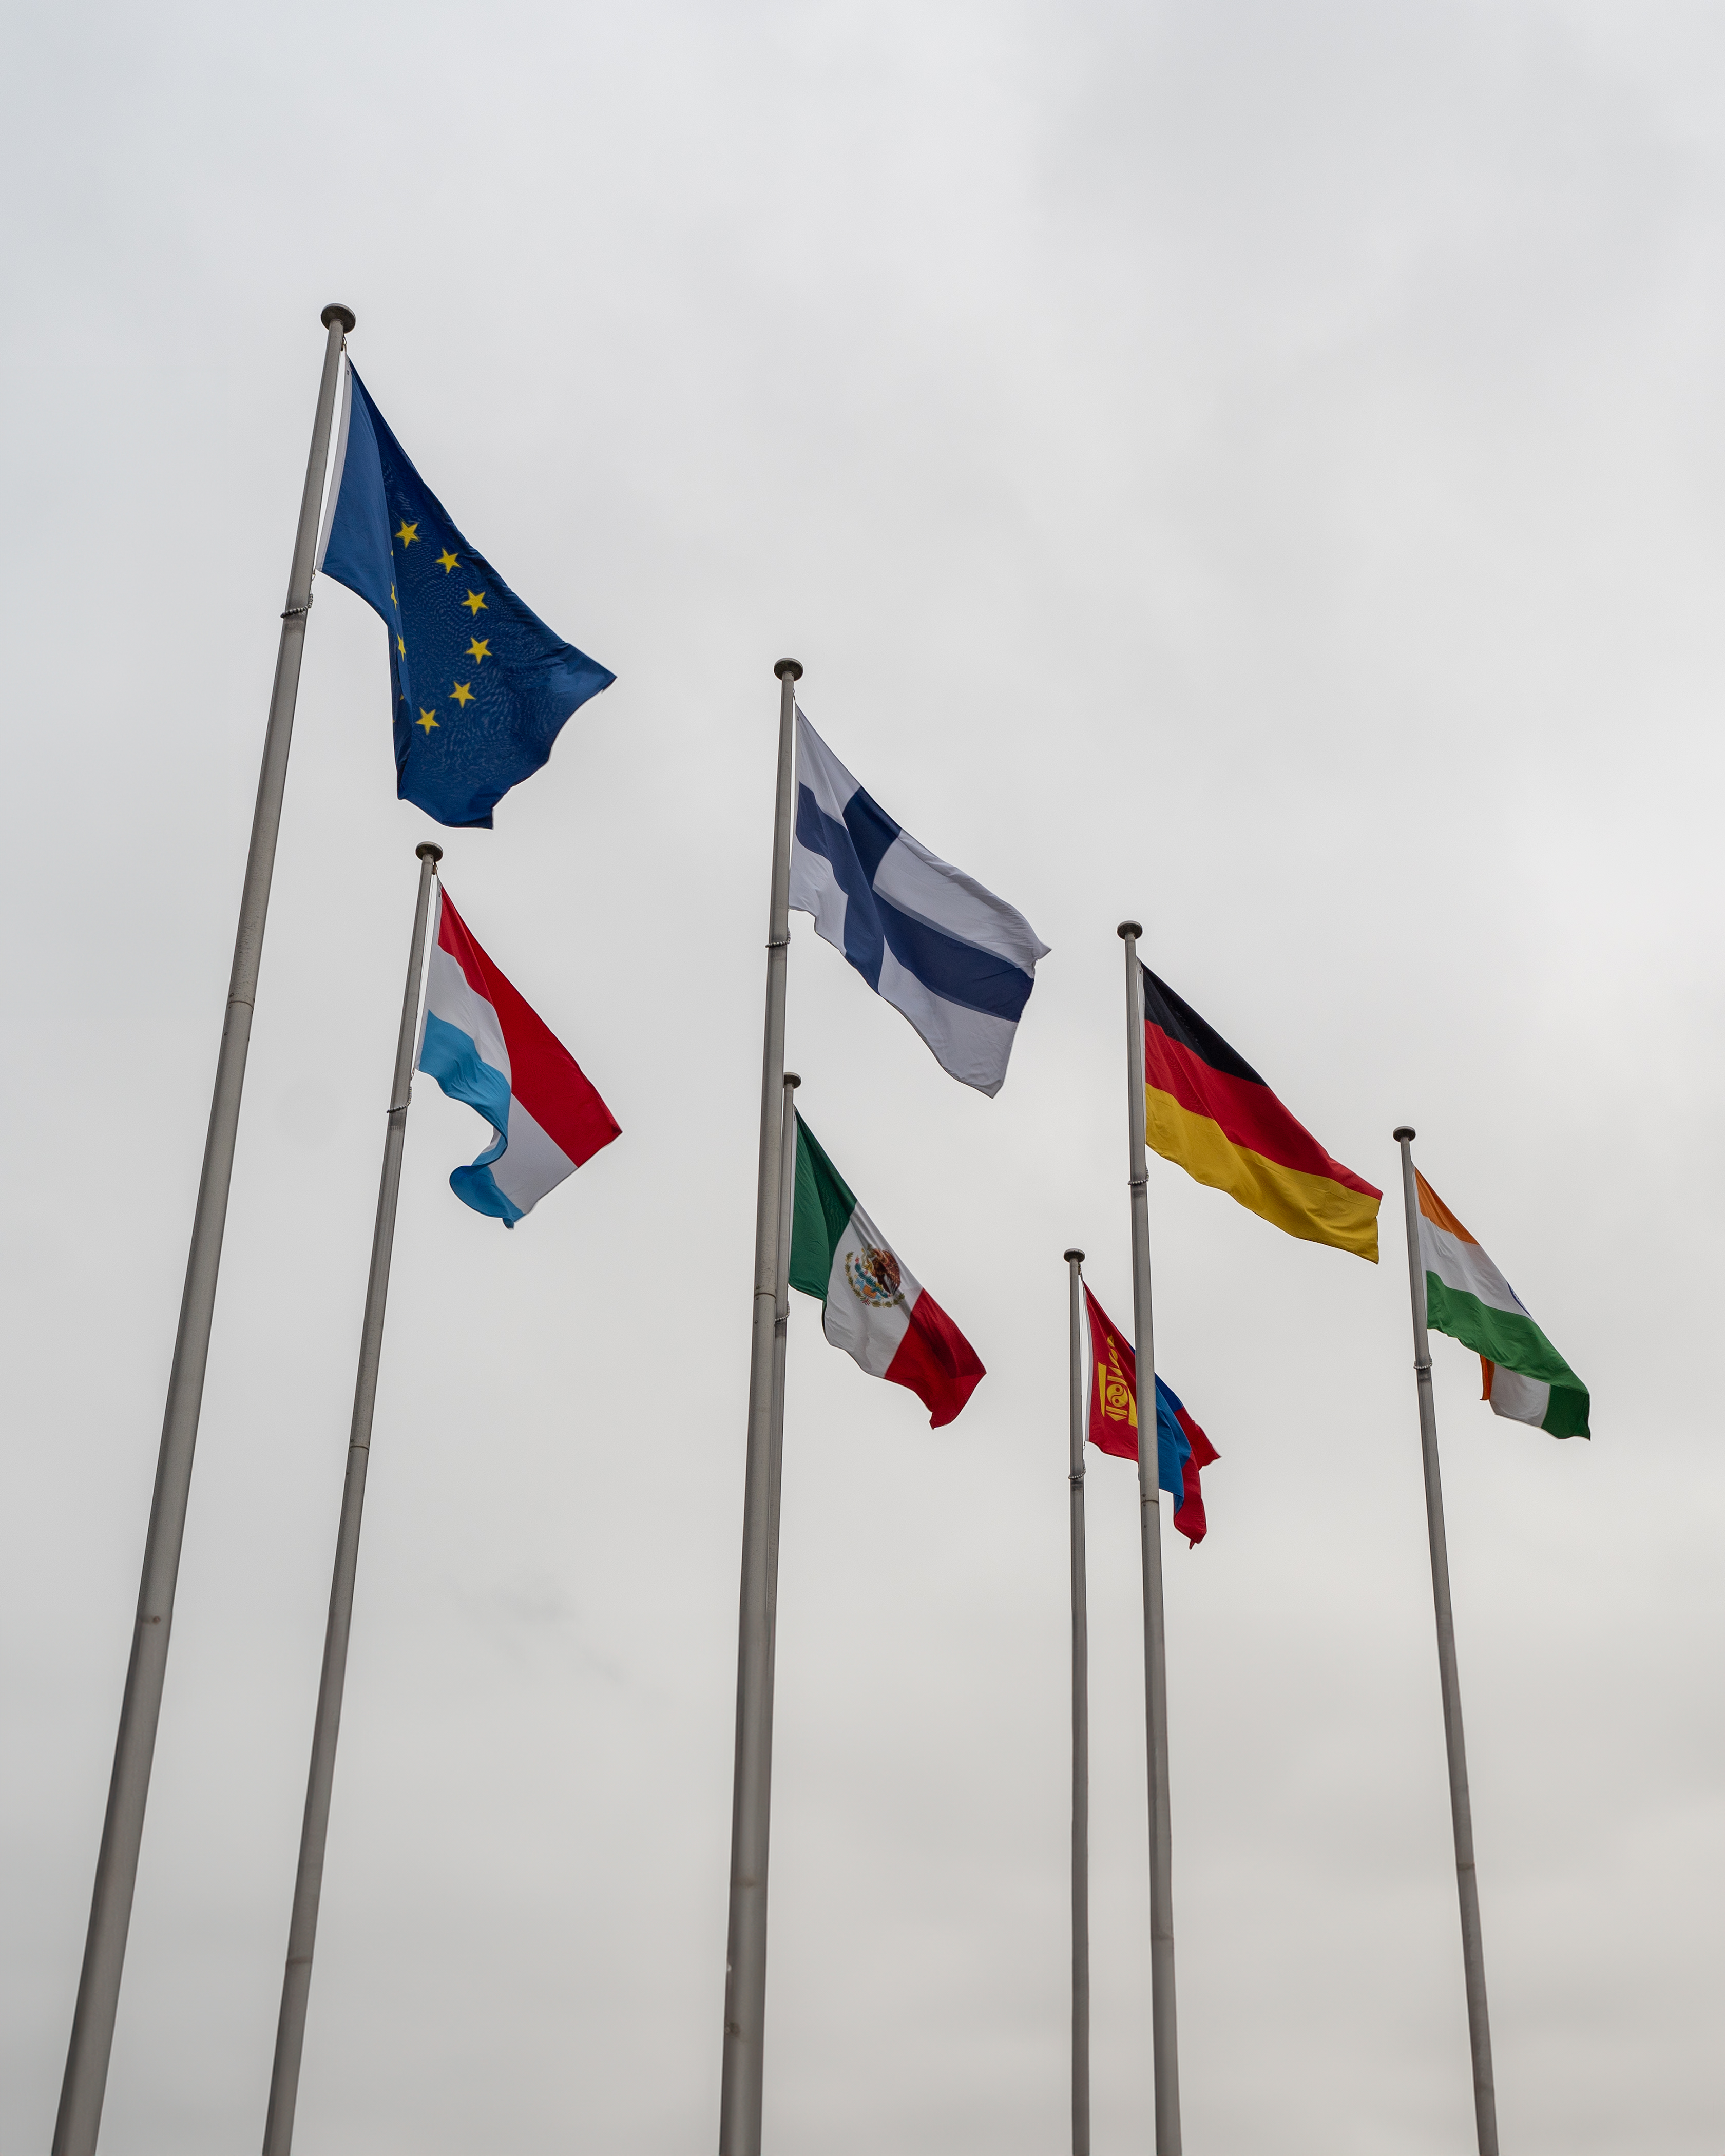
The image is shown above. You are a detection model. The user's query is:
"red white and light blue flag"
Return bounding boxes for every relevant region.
[416,886,620,1225]
[1082,1283,1218,1546]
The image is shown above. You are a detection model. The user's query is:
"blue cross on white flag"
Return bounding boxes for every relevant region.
[788,709,1049,1095]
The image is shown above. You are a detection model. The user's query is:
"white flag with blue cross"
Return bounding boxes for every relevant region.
[787,709,1049,1095]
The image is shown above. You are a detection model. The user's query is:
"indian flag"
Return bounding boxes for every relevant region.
[787,1113,986,1428]
[1416,1170,1589,1439]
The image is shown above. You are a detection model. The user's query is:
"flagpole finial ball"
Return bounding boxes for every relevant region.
[416,842,444,863]
[1393,1125,1415,1143]
[1064,1247,1085,1264]
[321,303,357,332]
[783,1071,801,1089]
[1117,920,1142,941]
[774,658,803,681]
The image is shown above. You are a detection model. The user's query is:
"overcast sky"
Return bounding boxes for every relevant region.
[4,2,1723,2151]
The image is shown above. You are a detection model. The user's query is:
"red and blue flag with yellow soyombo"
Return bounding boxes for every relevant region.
[1082,1284,1217,1546]
[316,364,615,829]
[1140,966,1381,1261]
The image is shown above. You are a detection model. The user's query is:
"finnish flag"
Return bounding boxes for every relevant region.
[788,710,1049,1096]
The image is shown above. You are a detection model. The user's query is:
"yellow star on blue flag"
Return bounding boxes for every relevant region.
[316,365,615,827]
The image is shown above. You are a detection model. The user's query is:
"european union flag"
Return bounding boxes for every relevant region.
[315,365,615,828]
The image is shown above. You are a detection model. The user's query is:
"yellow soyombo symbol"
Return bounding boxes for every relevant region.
[1097,1343,1137,1428]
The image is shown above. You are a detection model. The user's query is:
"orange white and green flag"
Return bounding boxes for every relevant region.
[1415,1171,1590,1439]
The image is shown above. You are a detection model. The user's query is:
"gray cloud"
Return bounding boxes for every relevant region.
[3,1,1721,2149]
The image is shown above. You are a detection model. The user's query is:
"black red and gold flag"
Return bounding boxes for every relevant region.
[1140,967,1381,1261]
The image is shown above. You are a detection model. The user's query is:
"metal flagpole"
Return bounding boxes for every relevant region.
[1116,923,1181,2155]
[1065,1248,1091,2156]
[718,657,801,2156]
[53,301,356,2156]
[260,841,443,2155]
[1392,1127,1500,2156]
[766,1072,800,1644]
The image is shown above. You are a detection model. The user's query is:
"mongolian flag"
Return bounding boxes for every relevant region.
[1082,1285,1217,1547]
[1139,966,1381,1261]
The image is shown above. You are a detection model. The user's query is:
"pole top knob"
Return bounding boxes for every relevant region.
[416,842,444,862]
[774,658,803,681]
[783,1071,801,1089]
[321,303,357,332]
[1117,919,1143,941]
[1063,1247,1085,1263]
[1393,1124,1415,1142]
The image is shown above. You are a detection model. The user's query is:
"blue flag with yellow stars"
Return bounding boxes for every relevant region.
[315,365,615,829]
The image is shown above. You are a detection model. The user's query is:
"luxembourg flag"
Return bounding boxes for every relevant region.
[788,709,1049,1096]
[416,886,620,1224]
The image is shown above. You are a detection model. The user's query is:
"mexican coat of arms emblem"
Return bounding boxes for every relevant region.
[845,1245,906,1309]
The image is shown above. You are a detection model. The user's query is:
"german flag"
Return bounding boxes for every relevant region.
[1140,967,1381,1261]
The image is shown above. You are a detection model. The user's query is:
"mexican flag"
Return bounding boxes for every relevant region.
[1416,1170,1590,1439]
[788,1113,986,1427]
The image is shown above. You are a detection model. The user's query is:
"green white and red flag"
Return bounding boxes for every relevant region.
[1416,1170,1590,1439]
[787,1113,985,1428]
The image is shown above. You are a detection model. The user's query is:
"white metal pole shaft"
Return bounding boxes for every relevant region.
[1065,1248,1091,2156]
[758,1066,800,1872]
[766,1072,800,1636]
[1392,1128,1500,2156]
[719,659,801,2156]
[260,843,443,2155]
[1117,923,1181,2155]
[53,302,356,2156]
